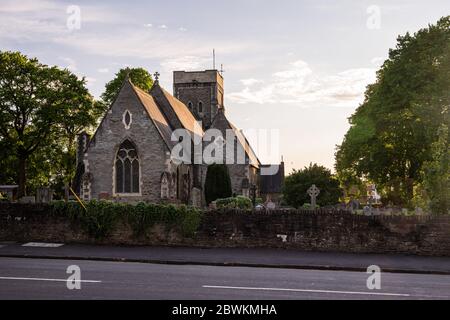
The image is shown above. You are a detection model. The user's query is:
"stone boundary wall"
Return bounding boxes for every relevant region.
[0,204,449,256]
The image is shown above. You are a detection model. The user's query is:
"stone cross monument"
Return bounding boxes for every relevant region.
[307,184,320,210]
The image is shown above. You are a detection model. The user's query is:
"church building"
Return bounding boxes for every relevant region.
[75,69,284,207]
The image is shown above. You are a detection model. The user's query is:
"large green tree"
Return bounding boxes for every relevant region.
[101,67,154,105]
[283,163,342,208]
[335,16,450,207]
[0,51,98,197]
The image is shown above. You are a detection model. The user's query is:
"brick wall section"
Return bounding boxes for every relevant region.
[0,204,449,256]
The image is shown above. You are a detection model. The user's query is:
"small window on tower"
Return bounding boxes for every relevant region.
[188,101,193,110]
[198,101,203,113]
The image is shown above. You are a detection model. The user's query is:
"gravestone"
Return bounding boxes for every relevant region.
[19,196,35,204]
[36,187,53,203]
[307,184,320,210]
[266,200,276,210]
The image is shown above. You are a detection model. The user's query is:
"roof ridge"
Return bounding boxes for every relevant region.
[130,83,174,150]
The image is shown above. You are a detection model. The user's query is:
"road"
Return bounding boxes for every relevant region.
[0,257,449,299]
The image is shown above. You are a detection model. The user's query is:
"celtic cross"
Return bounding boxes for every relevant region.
[307,184,320,210]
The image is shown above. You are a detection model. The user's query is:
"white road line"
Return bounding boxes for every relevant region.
[202,285,410,297]
[22,242,64,248]
[0,276,101,283]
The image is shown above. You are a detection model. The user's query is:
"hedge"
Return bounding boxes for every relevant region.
[49,200,202,239]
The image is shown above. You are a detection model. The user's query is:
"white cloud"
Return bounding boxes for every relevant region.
[158,24,168,29]
[144,23,153,28]
[178,27,187,32]
[240,78,263,86]
[160,56,211,72]
[228,59,376,107]
[371,56,385,66]
[59,57,77,72]
[97,68,109,73]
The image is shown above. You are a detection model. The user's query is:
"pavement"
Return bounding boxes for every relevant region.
[0,257,449,299]
[0,241,449,275]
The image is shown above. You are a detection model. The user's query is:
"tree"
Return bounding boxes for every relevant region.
[335,16,450,206]
[101,67,154,105]
[421,123,450,214]
[0,51,96,197]
[204,164,232,204]
[283,163,342,208]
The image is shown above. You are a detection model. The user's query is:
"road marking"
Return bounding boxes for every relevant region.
[202,285,411,297]
[22,242,64,248]
[0,276,101,283]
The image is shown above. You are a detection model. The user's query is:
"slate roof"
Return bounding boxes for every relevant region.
[210,109,261,168]
[131,83,175,148]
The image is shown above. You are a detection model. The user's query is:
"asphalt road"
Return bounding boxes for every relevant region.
[0,257,449,300]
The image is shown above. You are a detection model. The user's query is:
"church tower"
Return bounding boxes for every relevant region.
[173,70,224,130]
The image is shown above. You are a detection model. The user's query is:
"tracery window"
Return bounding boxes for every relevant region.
[115,140,139,193]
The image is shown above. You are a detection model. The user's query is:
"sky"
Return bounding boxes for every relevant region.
[1,0,449,174]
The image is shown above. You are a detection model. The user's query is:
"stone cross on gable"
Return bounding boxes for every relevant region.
[307,184,320,210]
[154,71,160,82]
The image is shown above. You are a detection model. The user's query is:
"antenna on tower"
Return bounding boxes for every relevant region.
[213,49,216,70]
[220,64,225,75]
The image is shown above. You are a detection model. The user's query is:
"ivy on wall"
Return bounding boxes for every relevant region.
[50,200,202,239]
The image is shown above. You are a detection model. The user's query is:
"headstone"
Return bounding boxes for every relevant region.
[266,200,276,210]
[190,187,202,208]
[36,187,53,203]
[307,184,320,210]
[19,196,35,204]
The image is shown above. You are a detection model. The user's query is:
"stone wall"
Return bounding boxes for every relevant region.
[0,204,449,256]
[86,80,169,202]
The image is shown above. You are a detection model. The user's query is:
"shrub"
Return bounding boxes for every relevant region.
[216,196,253,210]
[49,200,202,239]
[204,164,232,204]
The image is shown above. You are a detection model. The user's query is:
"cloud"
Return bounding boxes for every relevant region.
[158,24,168,29]
[160,55,212,72]
[240,78,264,86]
[97,68,109,73]
[228,60,376,107]
[178,27,187,32]
[371,56,385,66]
[144,23,153,28]
[59,57,77,72]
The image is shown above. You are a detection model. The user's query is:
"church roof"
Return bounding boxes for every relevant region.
[210,109,261,168]
[150,82,203,140]
[131,83,175,148]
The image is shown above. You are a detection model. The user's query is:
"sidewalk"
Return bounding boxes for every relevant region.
[0,241,449,275]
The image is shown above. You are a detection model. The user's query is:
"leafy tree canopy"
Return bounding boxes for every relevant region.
[0,51,99,197]
[283,163,342,208]
[335,16,450,206]
[101,67,154,105]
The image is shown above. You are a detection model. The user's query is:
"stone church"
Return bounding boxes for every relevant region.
[75,70,284,207]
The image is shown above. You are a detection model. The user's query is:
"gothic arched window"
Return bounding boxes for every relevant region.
[198,101,203,113]
[188,101,193,110]
[160,172,170,199]
[115,140,139,194]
